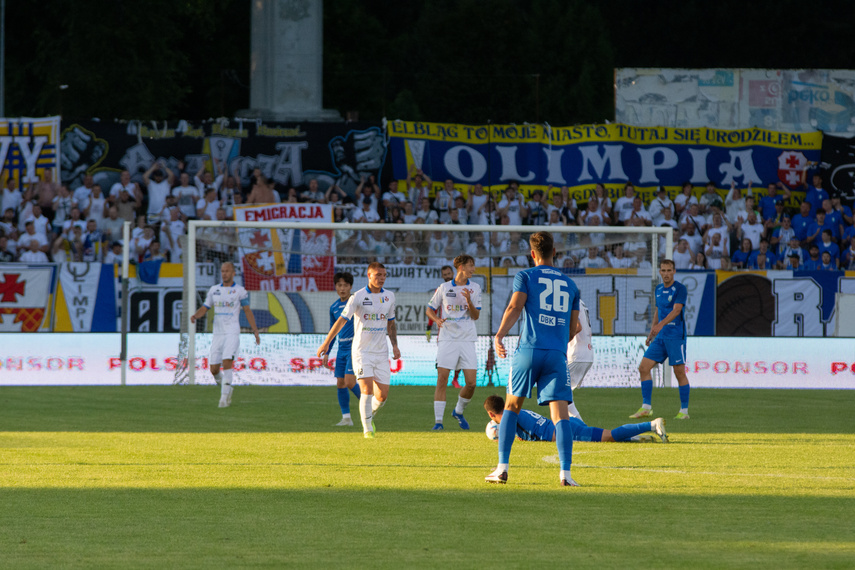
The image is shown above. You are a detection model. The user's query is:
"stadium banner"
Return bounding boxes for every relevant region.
[0,263,56,332]
[716,270,855,337]
[616,68,855,134]
[1,333,853,389]
[233,203,335,291]
[0,116,61,187]
[387,120,821,202]
[57,119,389,200]
[54,262,117,332]
[819,133,855,203]
[334,263,489,294]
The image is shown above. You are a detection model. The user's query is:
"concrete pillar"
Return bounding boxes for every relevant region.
[241,0,340,121]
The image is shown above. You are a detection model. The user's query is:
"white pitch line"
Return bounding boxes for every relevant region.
[541,455,855,482]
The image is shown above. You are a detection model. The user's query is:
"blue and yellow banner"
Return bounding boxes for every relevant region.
[387,121,822,202]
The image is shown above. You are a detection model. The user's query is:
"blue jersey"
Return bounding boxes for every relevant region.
[654,281,687,339]
[513,266,580,353]
[329,298,354,352]
[515,409,556,442]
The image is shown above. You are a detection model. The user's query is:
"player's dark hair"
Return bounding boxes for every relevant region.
[484,394,505,414]
[452,255,474,269]
[441,264,453,273]
[367,261,386,272]
[660,259,676,270]
[333,271,353,286]
[529,231,554,259]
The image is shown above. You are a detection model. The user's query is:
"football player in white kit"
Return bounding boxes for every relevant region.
[566,299,593,422]
[425,254,481,430]
[318,262,401,438]
[191,262,260,407]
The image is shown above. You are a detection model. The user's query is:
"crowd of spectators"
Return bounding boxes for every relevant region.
[3,159,852,272]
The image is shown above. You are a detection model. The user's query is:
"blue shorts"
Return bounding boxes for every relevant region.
[644,336,687,366]
[334,346,354,378]
[508,348,573,406]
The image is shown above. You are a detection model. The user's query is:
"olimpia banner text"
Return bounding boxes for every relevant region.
[387,121,822,199]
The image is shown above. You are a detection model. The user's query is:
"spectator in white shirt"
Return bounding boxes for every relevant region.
[19,221,49,254]
[109,170,143,203]
[626,197,653,226]
[172,173,201,219]
[578,197,606,226]
[648,186,675,226]
[61,207,87,237]
[607,244,634,268]
[613,182,637,224]
[496,182,527,226]
[680,223,704,257]
[466,183,490,225]
[698,180,724,215]
[144,162,176,219]
[527,190,548,226]
[1,178,23,218]
[20,239,49,263]
[194,163,224,200]
[407,167,432,208]
[738,211,764,251]
[196,187,221,220]
[72,174,95,209]
[382,180,407,210]
[579,246,608,268]
[673,239,694,269]
[434,179,461,224]
[23,205,50,240]
[51,184,74,235]
[674,181,699,217]
[414,197,438,225]
[352,197,381,223]
[84,184,108,229]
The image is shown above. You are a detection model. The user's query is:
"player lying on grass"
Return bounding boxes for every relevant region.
[484,395,668,443]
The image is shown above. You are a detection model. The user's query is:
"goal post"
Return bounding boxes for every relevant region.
[176,220,673,386]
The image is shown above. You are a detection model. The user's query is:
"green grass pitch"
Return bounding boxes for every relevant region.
[1,386,854,568]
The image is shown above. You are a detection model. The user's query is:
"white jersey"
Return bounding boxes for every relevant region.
[428,279,482,342]
[341,286,396,355]
[568,300,593,363]
[203,282,249,335]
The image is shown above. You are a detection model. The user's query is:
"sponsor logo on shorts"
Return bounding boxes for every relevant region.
[357,368,363,376]
[539,314,556,326]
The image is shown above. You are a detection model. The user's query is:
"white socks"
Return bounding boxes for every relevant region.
[679,407,689,414]
[434,401,446,423]
[454,396,471,416]
[567,401,583,422]
[213,371,223,385]
[371,398,385,415]
[641,403,652,410]
[359,394,374,432]
[221,369,233,399]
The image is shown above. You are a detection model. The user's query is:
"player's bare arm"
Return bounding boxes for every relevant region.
[387,320,401,360]
[494,291,526,358]
[425,307,445,328]
[190,305,208,323]
[242,305,261,345]
[318,316,348,357]
[567,309,580,343]
[461,288,480,320]
[649,304,684,342]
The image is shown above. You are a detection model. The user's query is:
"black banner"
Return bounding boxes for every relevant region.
[59,119,390,200]
[820,133,855,203]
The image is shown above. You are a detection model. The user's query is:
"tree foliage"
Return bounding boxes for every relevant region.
[7,0,855,123]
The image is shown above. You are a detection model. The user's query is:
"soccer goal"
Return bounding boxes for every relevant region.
[175,220,673,387]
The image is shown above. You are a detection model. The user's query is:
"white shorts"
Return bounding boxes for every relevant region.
[353,351,391,384]
[436,340,477,371]
[210,334,240,365]
[567,361,592,390]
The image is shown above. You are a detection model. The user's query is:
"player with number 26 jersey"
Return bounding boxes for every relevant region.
[514,266,580,355]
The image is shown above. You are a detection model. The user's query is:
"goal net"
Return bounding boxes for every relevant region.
[175,220,673,387]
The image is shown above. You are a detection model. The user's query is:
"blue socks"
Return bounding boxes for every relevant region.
[679,383,690,410]
[497,410,519,464]
[351,383,361,400]
[554,419,574,471]
[337,387,350,414]
[641,379,653,406]
[612,421,652,441]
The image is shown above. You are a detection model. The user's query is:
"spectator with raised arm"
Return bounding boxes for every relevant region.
[527,189,548,226]
[407,166,432,208]
[144,161,175,220]
[496,182,527,225]
[466,183,489,225]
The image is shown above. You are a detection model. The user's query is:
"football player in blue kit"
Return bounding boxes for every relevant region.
[484,395,668,443]
[630,258,691,420]
[323,272,361,426]
[488,231,582,487]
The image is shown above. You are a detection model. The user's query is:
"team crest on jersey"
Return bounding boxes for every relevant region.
[668,294,673,301]
[213,290,221,296]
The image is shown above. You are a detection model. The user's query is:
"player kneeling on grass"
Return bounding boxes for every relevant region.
[318,262,400,438]
[426,254,482,431]
[325,271,361,426]
[485,395,668,443]
[191,261,260,408]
